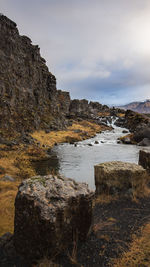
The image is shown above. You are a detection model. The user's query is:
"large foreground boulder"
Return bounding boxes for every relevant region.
[94,161,149,195]
[139,150,150,172]
[14,175,93,260]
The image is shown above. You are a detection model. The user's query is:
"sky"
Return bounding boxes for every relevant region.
[1,0,150,105]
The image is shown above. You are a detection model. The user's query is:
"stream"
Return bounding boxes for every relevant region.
[51,120,142,190]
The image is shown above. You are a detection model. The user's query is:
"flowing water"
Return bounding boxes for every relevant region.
[52,119,142,190]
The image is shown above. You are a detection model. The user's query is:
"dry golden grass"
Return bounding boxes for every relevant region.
[31,120,109,148]
[94,194,118,204]
[113,222,150,267]
[0,145,48,235]
[117,113,125,118]
[98,111,111,117]
[0,180,19,236]
[0,120,110,237]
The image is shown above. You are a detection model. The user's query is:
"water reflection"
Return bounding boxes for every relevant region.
[32,152,60,176]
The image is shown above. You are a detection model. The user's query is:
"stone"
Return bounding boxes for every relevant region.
[94,161,149,195]
[94,141,99,144]
[138,138,150,146]
[134,127,150,143]
[139,150,150,172]
[2,174,15,182]
[121,136,131,144]
[14,175,93,260]
[122,130,128,134]
[124,110,150,132]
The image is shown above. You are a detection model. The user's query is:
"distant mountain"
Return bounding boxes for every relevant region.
[119,100,150,114]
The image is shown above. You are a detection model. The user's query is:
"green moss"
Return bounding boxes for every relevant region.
[28,176,47,187]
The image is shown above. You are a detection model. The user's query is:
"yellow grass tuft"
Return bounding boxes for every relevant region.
[113,222,150,267]
[0,180,19,236]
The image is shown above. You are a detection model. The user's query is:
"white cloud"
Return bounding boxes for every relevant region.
[1,0,150,104]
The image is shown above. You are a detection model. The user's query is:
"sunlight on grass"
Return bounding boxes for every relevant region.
[31,120,109,148]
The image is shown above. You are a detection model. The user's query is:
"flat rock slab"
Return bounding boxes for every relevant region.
[94,161,149,195]
[14,175,93,260]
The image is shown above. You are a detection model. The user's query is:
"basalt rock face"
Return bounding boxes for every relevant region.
[69,99,109,119]
[0,14,71,137]
[14,175,93,260]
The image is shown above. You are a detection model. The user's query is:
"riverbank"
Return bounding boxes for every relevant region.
[0,120,110,236]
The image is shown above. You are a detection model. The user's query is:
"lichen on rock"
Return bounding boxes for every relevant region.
[14,175,93,260]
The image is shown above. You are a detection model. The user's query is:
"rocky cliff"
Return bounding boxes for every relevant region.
[0,14,112,139]
[0,14,71,137]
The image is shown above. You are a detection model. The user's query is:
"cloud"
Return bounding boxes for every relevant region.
[1,0,150,104]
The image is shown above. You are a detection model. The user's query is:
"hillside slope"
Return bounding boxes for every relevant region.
[119,100,150,113]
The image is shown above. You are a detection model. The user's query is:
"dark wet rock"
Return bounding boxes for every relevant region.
[94,141,99,144]
[88,143,93,146]
[139,150,150,172]
[1,174,15,182]
[138,138,150,146]
[14,175,93,260]
[124,110,150,132]
[122,130,128,133]
[134,127,150,143]
[45,129,51,134]
[121,136,132,144]
[73,129,82,133]
[94,161,148,196]
[114,117,125,127]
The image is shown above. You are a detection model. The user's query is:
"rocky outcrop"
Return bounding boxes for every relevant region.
[69,99,109,119]
[139,150,150,172]
[14,175,93,260]
[116,110,150,145]
[0,14,71,137]
[94,161,149,196]
[124,110,150,132]
[0,14,113,140]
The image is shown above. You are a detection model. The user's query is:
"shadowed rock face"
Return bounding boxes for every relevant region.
[14,175,93,260]
[94,161,149,196]
[139,150,150,172]
[69,99,109,119]
[0,14,71,136]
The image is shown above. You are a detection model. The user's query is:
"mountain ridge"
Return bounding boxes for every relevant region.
[118,99,150,113]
